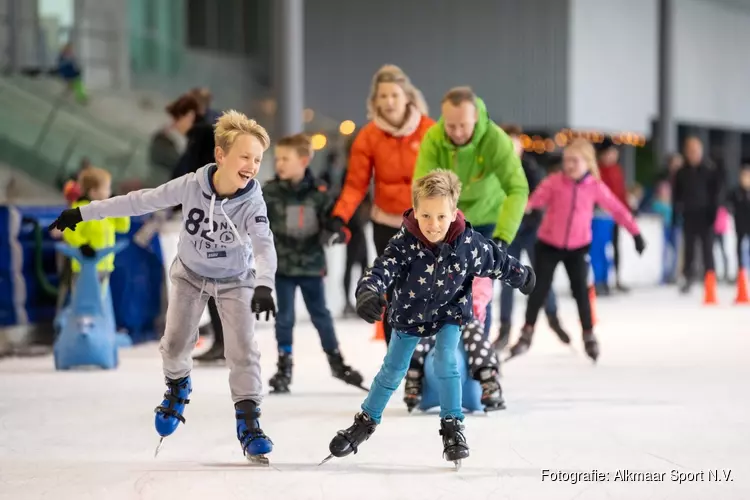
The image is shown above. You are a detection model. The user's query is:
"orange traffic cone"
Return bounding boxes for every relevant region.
[588,285,597,326]
[372,320,385,341]
[735,268,749,304]
[703,270,718,305]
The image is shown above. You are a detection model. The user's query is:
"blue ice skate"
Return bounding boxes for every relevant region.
[153,376,192,457]
[235,400,273,465]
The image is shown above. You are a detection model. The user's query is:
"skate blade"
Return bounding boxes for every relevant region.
[245,454,270,466]
[318,454,334,466]
[453,459,462,471]
[154,437,165,458]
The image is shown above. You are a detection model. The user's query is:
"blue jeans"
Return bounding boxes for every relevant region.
[274,275,339,352]
[362,325,464,423]
[662,225,679,283]
[472,224,496,337]
[499,225,557,323]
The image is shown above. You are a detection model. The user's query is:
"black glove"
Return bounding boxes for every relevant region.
[79,244,96,258]
[320,227,347,246]
[492,238,509,252]
[633,233,646,255]
[519,265,536,295]
[355,289,387,324]
[251,285,276,321]
[48,208,83,232]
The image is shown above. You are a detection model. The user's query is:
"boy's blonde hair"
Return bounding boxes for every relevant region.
[78,167,111,194]
[565,138,600,179]
[214,110,270,153]
[412,170,462,209]
[276,133,313,158]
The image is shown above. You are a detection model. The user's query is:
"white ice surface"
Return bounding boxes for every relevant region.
[0,287,748,500]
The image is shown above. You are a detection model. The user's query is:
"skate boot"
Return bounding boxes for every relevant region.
[193,340,225,363]
[546,314,571,344]
[154,376,191,456]
[477,367,505,412]
[506,325,534,361]
[403,368,423,413]
[326,349,367,391]
[582,331,599,363]
[492,322,511,351]
[268,351,292,394]
[235,400,273,465]
[325,411,377,462]
[439,417,470,470]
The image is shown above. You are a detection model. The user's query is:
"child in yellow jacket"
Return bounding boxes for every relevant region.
[63,167,130,285]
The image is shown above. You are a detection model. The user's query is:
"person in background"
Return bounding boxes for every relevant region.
[713,206,730,282]
[192,87,222,125]
[596,138,629,294]
[149,94,200,174]
[329,64,434,344]
[651,181,676,284]
[672,137,722,295]
[727,164,750,278]
[57,42,88,104]
[508,139,645,363]
[493,124,568,351]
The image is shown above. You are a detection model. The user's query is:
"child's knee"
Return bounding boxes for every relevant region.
[433,348,459,378]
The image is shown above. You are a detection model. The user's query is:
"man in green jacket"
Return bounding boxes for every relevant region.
[413,86,528,244]
[413,86,529,334]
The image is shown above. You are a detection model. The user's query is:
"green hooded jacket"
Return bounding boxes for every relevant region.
[413,97,528,243]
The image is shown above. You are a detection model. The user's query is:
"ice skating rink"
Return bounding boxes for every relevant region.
[0,287,748,500]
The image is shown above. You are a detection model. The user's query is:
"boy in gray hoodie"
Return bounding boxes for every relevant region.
[49,110,278,464]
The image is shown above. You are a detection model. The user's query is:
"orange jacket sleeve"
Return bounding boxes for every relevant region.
[332,129,373,223]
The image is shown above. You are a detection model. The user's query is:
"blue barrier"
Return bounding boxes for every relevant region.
[0,205,164,343]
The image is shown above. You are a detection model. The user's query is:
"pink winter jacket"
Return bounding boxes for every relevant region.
[528,172,640,250]
[471,277,493,323]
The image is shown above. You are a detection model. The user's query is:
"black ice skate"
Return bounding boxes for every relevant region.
[492,322,511,352]
[505,325,534,362]
[477,367,505,412]
[326,349,368,392]
[403,368,423,413]
[546,314,571,344]
[582,331,599,363]
[320,412,378,465]
[192,340,225,364]
[268,351,292,394]
[439,417,470,470]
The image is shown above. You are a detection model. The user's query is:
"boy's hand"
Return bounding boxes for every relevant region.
[48,208,83,232]
[355,289,386,323]
[519,265,536,295]
[633,234,646,255]
[251,286,276,321]
[79,244,96,258]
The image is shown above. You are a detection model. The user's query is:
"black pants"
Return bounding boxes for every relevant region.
[737,230,750,270]
[344,221,368,307]
[372,222,400,345]
[611,224,621,280]
[207,296,224,344]
[525,242,593,331]
[682,212,715,282]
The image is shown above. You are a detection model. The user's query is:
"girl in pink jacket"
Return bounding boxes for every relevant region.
[508,139,646,362]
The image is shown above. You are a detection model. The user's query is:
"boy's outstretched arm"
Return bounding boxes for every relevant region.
[50,175,192,231]
[246,201,278,291]
[469,231,535,294]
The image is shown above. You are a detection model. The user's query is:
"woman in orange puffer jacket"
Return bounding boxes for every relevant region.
[332,65,434,344]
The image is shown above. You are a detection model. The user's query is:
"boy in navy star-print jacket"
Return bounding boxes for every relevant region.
[326,170,535,466]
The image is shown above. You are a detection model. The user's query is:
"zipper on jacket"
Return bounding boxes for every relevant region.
[563,182,579,249]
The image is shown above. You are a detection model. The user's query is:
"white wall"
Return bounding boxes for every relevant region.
[74,0,130,90]
[568,0,658,134]
[673,0,750,128]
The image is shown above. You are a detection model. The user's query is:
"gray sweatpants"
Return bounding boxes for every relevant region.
[161,258,263,404]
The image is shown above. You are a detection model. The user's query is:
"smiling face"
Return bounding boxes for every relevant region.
[414,195,457,243]
[214,133,264,193]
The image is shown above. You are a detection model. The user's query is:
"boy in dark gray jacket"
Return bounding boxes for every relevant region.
[49,110,277,464]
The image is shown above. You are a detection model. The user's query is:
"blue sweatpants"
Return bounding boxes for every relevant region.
[362,324,464,423]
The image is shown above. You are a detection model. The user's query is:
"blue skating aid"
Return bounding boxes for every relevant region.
[419,346,484,413]
[236,401,273,465]
[53,241,128,371]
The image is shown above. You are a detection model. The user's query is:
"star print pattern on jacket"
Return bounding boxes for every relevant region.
[356,208,529,338]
